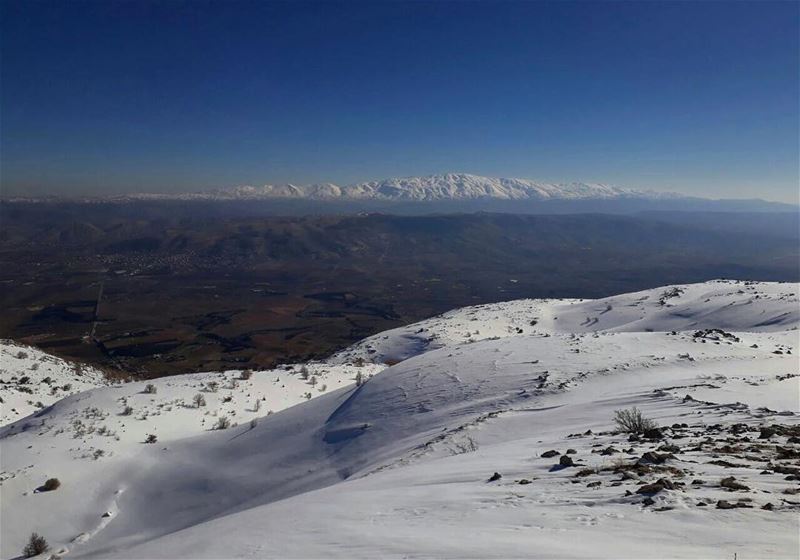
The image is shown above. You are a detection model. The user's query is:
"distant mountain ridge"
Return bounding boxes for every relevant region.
[7,173,796,213]
[5,173,685,203]
[193,173,683,202]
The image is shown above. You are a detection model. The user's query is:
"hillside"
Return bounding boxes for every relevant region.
[0,343,109,425]
[1,280,798,559]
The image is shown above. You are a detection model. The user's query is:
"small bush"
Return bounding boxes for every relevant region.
[206,381,218,393]
[121,405,134,416]
[143,384,157,394]
[239,370,252,380]
[144,433,157,444]
[23,532,48,558]
[16,350,29,360]
[355,372,364,387]
[42,478,60,491]
[613,407,657,434]
[193,394,206,408]
[214,416,231,430]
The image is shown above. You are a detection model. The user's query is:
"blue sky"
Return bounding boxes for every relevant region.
[1,0,798,202]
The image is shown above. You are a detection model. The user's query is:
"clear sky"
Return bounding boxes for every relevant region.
[1,0,798,202]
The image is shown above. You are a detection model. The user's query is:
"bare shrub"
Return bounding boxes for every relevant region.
[214,416,231,430]
[23,532,48,557]
[143,384,157,394]
[121,405,134,416]
[239,370,252,380]
[613,407,657,434]
[144,433,157,444]
[42,478,60,491]
[193,394,206,408]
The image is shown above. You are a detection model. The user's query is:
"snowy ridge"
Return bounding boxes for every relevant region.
[332,280,799,365]
[4,174,684,203]
[1,280,799,559]
[172,173,682,201]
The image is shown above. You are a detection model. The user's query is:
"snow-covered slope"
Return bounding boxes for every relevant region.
[332,280,799,365]
[0,341,109,425]
[1,281,799,559]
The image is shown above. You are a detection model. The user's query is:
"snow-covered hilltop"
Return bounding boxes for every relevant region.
[1,280,799,559]
[332,280,799,365]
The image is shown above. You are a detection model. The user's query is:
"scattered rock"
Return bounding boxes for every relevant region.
[759,427,776,439]
[643,428,664,440]
[716,500,736,510]
[720,476,749,491]
[638,451,673,465]
[566,448,577,455]
[587,481,601,488]
[708,459,745,468]
[559,455,575,467]
[487,472,502,482]
[642,497,655,506]
[776,446,800,460]
[517,479,532,485]
[762,503,774,510]
[636,478,675,495]
[691,479,705,485]
[540,450,559,458]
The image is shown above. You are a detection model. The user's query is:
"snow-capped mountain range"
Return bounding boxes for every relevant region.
[208,174,681,202]
[2,280,799,559]
[4,174,684,203]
